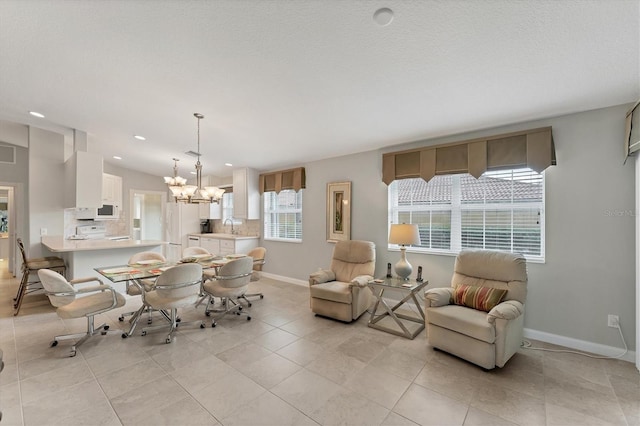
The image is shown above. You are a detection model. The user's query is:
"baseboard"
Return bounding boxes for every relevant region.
[261,272,308,287]
[261,273,637,364]
[524,328,636,364]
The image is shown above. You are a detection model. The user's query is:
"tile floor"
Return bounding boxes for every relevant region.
[1,265,639,426]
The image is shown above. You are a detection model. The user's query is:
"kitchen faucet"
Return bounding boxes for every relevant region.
[223,218,236,234]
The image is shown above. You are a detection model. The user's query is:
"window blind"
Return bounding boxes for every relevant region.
[389,168,544,260]
[264,189,303,241]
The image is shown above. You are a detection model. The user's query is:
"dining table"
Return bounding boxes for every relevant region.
[95,253,251,337]
[95,253,249,284]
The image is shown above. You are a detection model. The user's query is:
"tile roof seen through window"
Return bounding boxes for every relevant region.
[397,171,543,205]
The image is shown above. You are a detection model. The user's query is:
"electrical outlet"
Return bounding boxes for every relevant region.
[40,228,47,236]
[607,314,619,328]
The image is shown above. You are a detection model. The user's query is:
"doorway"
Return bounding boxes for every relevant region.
[130,190,166,241]
[0,184,19,276]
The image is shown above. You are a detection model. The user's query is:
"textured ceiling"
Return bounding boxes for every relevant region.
[0,0,638,178]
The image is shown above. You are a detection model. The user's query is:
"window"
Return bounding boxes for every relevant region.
[221,192,235,223]
[388,168,544,261]
[264,189,303,242]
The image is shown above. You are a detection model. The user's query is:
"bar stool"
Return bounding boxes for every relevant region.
[14,237,66,316]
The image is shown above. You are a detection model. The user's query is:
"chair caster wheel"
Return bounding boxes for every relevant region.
[50,340,58,347]
[176,318,181,323]
[205,312,211,317]
[69,351,76,357]
[101,331,107,336]
[211,322,217,328]
[141,331,147,336]
[260,295,264,299]
[165,337,172,344]
[238,306,243,311]
[121,333,128,338]
[200,323,205,329]
[247,316,251,321]
[248,303,252,307]
[104,325,109,330]
[118,316,124,322]
[147,319,153,325]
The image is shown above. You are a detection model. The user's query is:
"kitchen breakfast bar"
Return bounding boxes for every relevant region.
[41,236,166,293]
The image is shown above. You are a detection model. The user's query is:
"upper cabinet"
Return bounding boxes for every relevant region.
[102,173,122,207]
[199,202,221,220]
[64,151,103,208]
[233,167,260,219]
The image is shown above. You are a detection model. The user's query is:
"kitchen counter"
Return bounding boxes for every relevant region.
[42,236,166,252]
[41,236,165,290]
[188,233,259,240]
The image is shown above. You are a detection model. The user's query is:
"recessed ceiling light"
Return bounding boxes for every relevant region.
[29,111,45,118]
[225,163,233,167]
[373,8,394,26]
[113,156,122,160]
[190,171,197,175]
[134,135,146,141]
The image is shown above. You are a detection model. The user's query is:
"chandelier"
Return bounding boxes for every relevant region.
[164,158,188,201]
[164,113,225,203]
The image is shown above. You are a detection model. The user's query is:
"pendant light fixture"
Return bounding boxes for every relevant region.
[164,113,225,203]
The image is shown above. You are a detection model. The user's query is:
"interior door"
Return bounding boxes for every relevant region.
[130,189,166,242]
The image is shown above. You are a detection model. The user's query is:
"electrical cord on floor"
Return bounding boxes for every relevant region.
[521,322,628,360]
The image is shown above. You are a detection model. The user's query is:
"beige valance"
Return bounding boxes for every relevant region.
[259,167,306,194]
[382,127,555,184]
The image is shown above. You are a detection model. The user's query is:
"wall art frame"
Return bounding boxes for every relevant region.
[326,181,351,243]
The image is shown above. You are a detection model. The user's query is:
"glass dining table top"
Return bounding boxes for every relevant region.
[95,254,248,283]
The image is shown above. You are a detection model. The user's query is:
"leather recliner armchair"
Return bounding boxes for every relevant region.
[424,249,527,369]
[309,240,376,322]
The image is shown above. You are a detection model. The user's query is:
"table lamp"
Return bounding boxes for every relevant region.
[389,223,421,280]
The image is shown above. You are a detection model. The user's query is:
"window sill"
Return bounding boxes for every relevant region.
[387,245,545,264]
[264,237,302,244]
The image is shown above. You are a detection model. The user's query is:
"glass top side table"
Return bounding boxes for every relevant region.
[367,277,428,339]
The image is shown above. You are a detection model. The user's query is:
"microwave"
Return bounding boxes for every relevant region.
[76,204,119,220]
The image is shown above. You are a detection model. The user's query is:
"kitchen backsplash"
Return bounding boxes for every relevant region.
[64,209,261,239]
[64,208,128,238]
[212,219,260,237]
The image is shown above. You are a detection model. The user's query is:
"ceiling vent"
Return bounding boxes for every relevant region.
[184,150,200,157]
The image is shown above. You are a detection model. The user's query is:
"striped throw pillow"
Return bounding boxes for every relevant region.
[453,284,508,312]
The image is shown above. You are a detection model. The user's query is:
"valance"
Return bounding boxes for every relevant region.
[382,127,555,185]
[259,167,306,194]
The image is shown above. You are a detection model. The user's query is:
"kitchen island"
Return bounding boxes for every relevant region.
[41,236,166,292]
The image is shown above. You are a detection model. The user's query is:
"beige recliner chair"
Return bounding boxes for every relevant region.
[424,249,527,369]
[309,240,376,322]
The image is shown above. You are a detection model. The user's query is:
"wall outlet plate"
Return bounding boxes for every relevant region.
[607,314,619,328]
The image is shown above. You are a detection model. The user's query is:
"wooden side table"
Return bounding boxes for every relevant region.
[367,278,428,339]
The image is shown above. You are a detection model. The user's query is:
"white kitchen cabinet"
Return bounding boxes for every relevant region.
[233,238,259,254]
[187,235,201,248]
[233,168,260,220]
[197,235,258,256]
[200,237,220,255]
[198,202,221,220]
[64,151,104,208]
[102,173,122,207]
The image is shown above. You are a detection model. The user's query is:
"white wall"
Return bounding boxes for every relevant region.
[261,104,636,352]
[28,127,65,257]
[636,154,639,370]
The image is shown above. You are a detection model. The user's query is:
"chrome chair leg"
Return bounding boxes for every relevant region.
[210,297,251,327]
[141,308,204,343]
[51,315,113,357]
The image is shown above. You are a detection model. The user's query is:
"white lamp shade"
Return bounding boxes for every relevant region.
[389,224,421,246]
[183,185,198,197]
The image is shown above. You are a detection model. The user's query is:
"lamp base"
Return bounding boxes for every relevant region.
[394,247,412,280]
